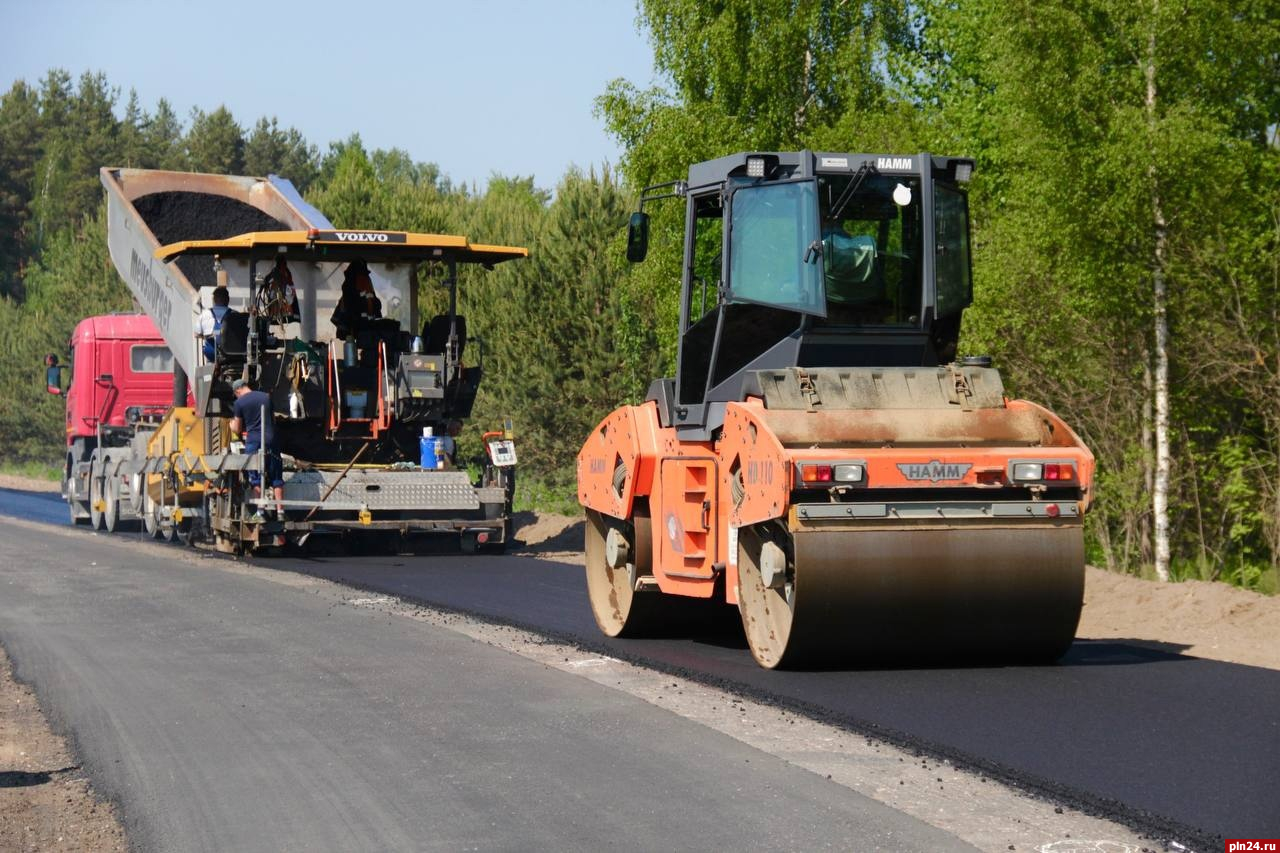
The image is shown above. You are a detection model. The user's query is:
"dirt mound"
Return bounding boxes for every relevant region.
[1078,566,1280,669]
[512,511,584,563]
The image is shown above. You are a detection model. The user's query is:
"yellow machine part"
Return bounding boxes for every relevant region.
[144,407,215,505]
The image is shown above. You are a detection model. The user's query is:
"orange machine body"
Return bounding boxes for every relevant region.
[579,396,1095,607]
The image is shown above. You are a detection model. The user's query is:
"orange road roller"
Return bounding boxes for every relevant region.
[578,151,1094,669]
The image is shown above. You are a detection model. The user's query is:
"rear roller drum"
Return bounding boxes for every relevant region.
[736,520,1087,669]
[736,524,796,669]
[584,506,659,637]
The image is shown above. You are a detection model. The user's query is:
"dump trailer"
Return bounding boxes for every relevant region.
[577,151,1094,669]
[59,167,526,554]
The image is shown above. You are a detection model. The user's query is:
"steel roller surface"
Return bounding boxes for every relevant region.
[584,508,651,636]
[737,521,1085,668]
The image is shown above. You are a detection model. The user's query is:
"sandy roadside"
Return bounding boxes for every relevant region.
[0,475,58,493]
[0,645,125,852]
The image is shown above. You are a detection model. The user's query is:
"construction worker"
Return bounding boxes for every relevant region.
[261,255,301,324]
[229,378,284,520]
[198,286,235,362]
[330,258,381,340]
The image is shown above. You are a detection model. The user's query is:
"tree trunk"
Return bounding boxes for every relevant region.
[1145,3,1172,582]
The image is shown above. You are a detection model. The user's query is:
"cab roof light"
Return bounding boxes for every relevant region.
[954,162,973,183]
[746,156,766,178]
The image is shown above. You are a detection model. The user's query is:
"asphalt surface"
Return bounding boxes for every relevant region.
[0,486,67,526]
[272,549,1280,850]
[4,485,1279,850]
[0,517,973,853]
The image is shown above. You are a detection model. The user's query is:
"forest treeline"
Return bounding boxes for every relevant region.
[0,0,1276,590]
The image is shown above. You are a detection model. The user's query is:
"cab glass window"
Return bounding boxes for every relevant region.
[686,194,723,326]
[934,182,973,317]
[130,345,173,373]
[728,181,824,315]
[818,173,923,325]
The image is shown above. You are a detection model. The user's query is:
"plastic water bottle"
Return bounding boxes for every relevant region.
[419,427,438,469]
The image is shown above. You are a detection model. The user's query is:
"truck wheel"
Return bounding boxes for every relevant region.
[142,493,163,540]
[68,470,89,525]
[88,458,106,531]
[127,472,146,515]
[460,532,480,555]
[158,503,177,543]
[103,464,122,533]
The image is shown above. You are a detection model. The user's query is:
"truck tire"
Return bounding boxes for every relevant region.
[103,463,122,533]
[67,449,90,526]
[88,457,106,531]
[142,493,163,540]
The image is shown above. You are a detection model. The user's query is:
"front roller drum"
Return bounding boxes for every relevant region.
[584,507,658,637]
[736,521,1086,669]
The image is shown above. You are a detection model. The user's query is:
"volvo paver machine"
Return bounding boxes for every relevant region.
[74,168,525,555]
[577,151,1095,668]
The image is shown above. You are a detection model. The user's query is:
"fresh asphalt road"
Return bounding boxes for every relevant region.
[3,486,1278,850]
[0,516,974,853]
[273,549,1280,850]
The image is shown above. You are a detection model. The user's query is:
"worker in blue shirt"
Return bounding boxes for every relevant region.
[229,379,284,520]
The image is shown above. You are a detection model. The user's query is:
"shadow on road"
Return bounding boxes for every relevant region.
[1061,638,1193,666]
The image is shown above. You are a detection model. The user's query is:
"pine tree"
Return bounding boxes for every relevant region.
[184,106,244,174]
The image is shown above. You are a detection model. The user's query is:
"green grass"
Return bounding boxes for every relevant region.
[513,478,582,517]
[1103,554,1278,596]
[1169,556,1279,596]
[0,459,61,482]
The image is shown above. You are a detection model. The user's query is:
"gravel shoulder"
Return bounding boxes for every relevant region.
[0,644,125,852]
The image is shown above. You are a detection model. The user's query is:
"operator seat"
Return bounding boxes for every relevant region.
[217,310,249,368]
[423,314,467,360]
[824,233,881,303]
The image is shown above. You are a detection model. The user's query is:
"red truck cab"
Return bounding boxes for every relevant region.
[61,313,176,474]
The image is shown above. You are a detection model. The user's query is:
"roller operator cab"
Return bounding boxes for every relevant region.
[579,151,1095,669]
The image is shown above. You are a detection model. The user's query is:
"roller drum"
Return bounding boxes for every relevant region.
[737,520,1085,669]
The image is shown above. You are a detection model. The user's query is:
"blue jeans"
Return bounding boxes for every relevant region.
[244,443,284,489]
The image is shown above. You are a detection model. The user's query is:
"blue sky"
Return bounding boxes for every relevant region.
[0,0,657,190]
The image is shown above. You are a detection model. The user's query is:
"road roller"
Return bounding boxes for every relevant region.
[577,151,1095,669]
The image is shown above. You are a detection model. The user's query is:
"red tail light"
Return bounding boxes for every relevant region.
[800,464,833,483]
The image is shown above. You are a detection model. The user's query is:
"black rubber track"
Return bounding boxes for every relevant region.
[3,488,1276,851]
